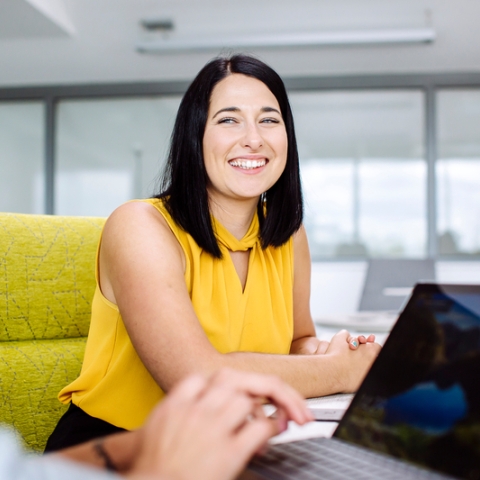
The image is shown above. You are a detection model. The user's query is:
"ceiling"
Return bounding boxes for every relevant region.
[1,0,480,88]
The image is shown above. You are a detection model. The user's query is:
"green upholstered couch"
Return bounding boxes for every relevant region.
[0,212,105,451]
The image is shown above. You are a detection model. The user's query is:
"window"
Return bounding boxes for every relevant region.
[437,89,480,257]
[290,90,425,259]
[2,75,480,264]
[0,101,44,214]
[55,96,181,217]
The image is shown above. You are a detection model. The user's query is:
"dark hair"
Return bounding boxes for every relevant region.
[156,54,303,258]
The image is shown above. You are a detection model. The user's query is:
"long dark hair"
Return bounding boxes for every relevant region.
[156,54,303,258]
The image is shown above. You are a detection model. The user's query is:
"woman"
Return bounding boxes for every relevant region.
[46,54,380,450]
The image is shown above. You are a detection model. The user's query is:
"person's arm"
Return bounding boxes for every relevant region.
[289,225,329,355]
[49,430,140,475]
[51,369,313,480]
[288,227,376,354]
[99,202,381,398]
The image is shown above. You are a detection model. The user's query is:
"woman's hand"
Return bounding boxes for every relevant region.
[290,332,376,355]
[290,336,330,355]
[324,330,381,393]
[347,333,376,350]
[129,368,313,480]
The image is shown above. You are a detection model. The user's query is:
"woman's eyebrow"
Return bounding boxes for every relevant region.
[212,106,281,118]
[261,106,281,114]
[212,106,240,119]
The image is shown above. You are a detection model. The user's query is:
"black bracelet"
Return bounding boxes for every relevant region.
[93,438,118,472]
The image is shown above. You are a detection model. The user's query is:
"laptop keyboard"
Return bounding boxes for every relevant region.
[248,437,453,479]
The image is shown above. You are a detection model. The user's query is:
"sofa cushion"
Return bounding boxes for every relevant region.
[0,213,104,341]
[0,338,86,451]
[0,212,105,451]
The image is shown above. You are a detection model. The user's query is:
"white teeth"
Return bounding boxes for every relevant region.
[229,159,266,169]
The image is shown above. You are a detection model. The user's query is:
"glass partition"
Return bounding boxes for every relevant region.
[437,89,480,257]
[0,101,45,214]
[290,90,426,259]
[55,96,181,217]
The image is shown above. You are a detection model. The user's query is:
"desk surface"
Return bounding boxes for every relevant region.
[270,419,338,444]
[268,393,352,445]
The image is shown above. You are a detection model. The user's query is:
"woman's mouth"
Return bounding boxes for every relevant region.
[228,159,267,170]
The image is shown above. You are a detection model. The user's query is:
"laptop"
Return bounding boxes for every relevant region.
[242,283,480,479]
[315,258,436,332]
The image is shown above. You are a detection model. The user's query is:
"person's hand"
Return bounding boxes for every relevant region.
[290,336,330,355]
[290,331,375,356]
[346,333,376,350]
[128,368,313,480]
[324,330,381,393]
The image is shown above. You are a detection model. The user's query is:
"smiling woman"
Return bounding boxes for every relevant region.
[44,54,381,451]
[203,74,288,219]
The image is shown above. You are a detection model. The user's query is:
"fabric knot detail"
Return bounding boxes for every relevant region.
[213,214,259,252]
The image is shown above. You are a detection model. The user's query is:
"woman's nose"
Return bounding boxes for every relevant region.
[242,123,263,150]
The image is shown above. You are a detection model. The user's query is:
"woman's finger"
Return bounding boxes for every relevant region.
[347,334,375,349]
[315,340,330,355]
[347,335,359,350]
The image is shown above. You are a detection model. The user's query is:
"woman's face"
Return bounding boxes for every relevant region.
[203,73,288,206]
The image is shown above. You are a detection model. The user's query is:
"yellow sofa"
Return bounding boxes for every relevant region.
[0,212,105,451]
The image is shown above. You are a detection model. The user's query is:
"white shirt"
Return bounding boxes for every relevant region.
[0,428,119,480]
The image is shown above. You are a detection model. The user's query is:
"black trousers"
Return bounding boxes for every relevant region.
[44,403,126,453]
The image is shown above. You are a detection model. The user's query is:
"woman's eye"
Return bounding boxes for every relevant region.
[218,117,237,124]
[261,117,280,124]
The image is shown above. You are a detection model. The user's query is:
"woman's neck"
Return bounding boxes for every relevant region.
[208,195,259,241]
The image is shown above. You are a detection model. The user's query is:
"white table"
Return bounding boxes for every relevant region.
[268,393,353,444]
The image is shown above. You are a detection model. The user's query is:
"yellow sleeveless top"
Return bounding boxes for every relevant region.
[59,198,294,430]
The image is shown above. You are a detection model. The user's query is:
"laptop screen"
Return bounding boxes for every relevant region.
[335,283,480,479]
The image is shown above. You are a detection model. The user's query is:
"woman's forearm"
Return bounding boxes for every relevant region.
[181,331,380,399]
[223,350,343,398]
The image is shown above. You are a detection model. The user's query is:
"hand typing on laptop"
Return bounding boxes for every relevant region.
[49,368,313,480]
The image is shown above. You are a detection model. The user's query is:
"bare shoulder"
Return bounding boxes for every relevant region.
[104,201,177,244]
[293,224,308,242]
[292,225,311,291]
[104,201,169,234]
[101,201,185,268]
[293,225,310,257]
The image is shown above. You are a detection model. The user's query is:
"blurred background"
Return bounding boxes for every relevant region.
[1,0,480,316]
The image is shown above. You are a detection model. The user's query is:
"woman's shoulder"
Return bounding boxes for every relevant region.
[101,199,175,242]
[106,198,175,224]
[107,198,164,222]
[105,199,193,251]
[100,199,187,265]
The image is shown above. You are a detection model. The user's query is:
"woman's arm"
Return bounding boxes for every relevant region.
[289,225,329,355]
[99,202,380,398]
[289,227,376,354]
